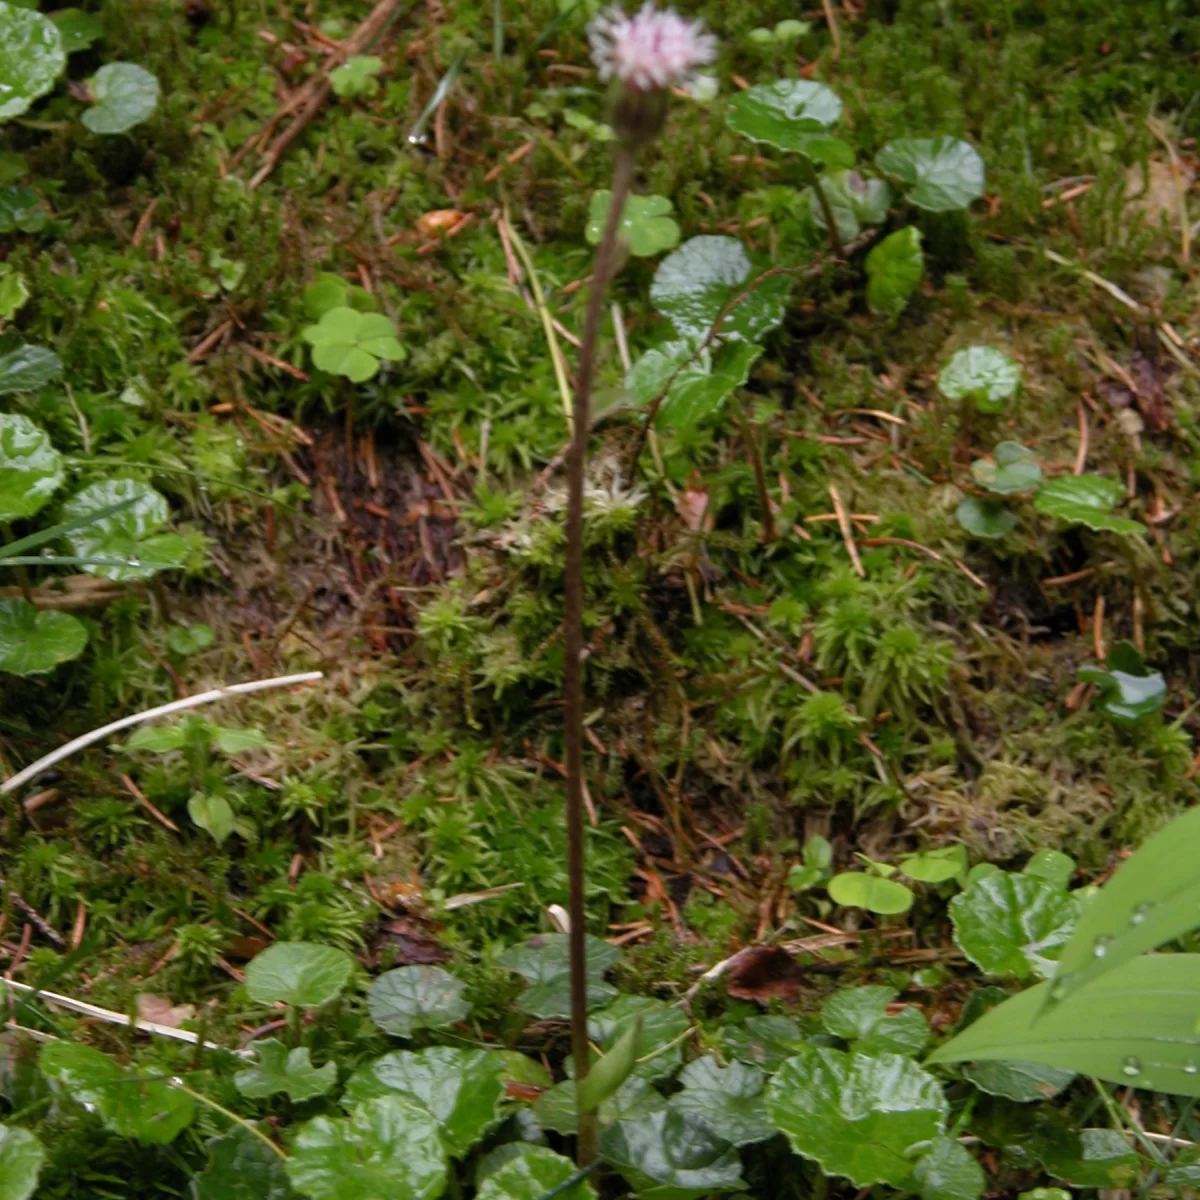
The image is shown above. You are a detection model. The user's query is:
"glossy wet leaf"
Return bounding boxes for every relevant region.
[822,986,929,1057]
[1024,850,1075,890]
[0,343,62,394]
[245,941,354,1008]
[875,137,985,211]
[962,1059,1075,1102]
[0,413,63,521]
[286,1095,447,1200]
[1034,475,1144,534]
[865,226,924,316]
[367,965,470,1037]
[341,1047,505,1157]
[578,1015,641,1114]
[0,1124,43,1200]
[588,190,680,257]
[0,3,65,121]
[724,1015,807,1070]
[827,871,913,914]
[600,1110,744,1200]
[971,441,1042,495]
[938,346,1021,413]
[929,953,1200,1095]
[900,844,967,884]
[667,1056,773,1146]
[588,994,690,1081]
[0,266,28,319]
[235,1039,336,1102]
[765,1046,947,1189]
[950,873,1076,978]
[188,792,234,844]
[1042,1128,1140,1188]
[0,186,44,233]
[40,1041,194,1144]
[302,306,405,383]
[193,1129,299,1200]
[81,63,159,133]
[914,1136,985,1200]
[477,1147,596,1200]
[726,80,853,165]
[628,338,761,431]
[0,600,87,676]
[650,236,790,344]
[532,1074,665,1136]
[499,933,620,1019]
[1166,1144,1200,1187]
[810,170,892,241]
[956,496,1017,539]
[63,479,186,581]
[51,8,104,53]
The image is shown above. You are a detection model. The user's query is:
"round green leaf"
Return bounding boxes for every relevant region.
[938,346,1021,412]
[726,80,853,165]
[628,339,762,431]
[600,1110,744,1200]
[865,225,924,316]
[667,1056,773,1146]
[827,871,914,914]
[193,1130,299,1200]
[286,1095,447,1200]
[245,941,354,1008]
[0,413,63,520]
[499,933,620,1019]
[1034,475,1144,534]
[366,965,471,1037]
[0,2,65,121]
[0,600,87,675]
[329,54,383,99]
[915,1135,985,1200]
[971,442,1042,495]
[235,1039,337,1103]
[766,1046,947,1189]
[478,1147,595,1200]
[949,873,1077,979]
[956,496,1017,539]
[0,343,62,394]
[0,1124,44,1200]
[39,1041,194,1144]
[650,236,789,344]
[1024,850,1075,890]
[81,63,159,134]
[0,186,45,234]
[588,190,680,258]
[63,479,185,581]
[876,137,985,212]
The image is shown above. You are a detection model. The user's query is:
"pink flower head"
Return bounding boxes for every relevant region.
[588,3,717,92]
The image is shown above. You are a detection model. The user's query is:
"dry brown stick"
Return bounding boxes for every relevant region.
[6,891,66,949]
[829,483,864,577]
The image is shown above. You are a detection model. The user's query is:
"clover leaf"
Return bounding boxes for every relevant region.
[587,190,680,257]
[302,306,405,382]
[827,871,914,914]
[330,55,383,98]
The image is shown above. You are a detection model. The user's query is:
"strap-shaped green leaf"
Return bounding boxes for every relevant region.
[577,1015,641,1115]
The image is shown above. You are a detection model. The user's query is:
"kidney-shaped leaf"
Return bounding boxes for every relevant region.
[0,600,87,676]
[478,1148,595,1200]
[81,63,159,134]
[0,413,63,521]
[0,344,62,394]
[52,8,104,54]
[533,1075,665,1137]
[1034,475,1144,535]
[245,941,354,1008]
[822,986,929,1057]
[865,226,924,316]
[956,497,1017,540]
[765,1047,948,1189]
[40,1041,194,1144]
[938,346,1021,413]
[193,1130,298,1200]
[600,1110,744,1200]
[286,1095,447,1200]
[0,1124,43,1200]
[588,190,680,257]
[876,138,985,212]
[950,874,1076,979]
[0,3,65,121]
[724,1015,807,1071]
[367,965,470,1037]
[972,442,1042,495]
[668,1056,773,1146]
[499,933,619,1019]
[235,1039,337,1102]
[588,994,690,1082]
[726,81,853,166]
[914,1136,985,1200]
[63,479,186,581]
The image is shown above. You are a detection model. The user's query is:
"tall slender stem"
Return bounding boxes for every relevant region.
[564,146,634,1167]
[731,391,777,542]
[800,156,844,259]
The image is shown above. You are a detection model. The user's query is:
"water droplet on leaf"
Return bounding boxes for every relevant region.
[1121,1056,1141,1077]
[1093,934,1113,958]
[1130,902,1152,926]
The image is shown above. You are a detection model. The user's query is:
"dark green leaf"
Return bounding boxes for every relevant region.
[865,226,924,316]
[578,1015,641,1114]
[1078,665,1166,722]
[0,187,44,234]
[667,1056,773,1146]
[245,942,354,1008]
[0,600,87,675]
[51,8,103,53]
[193,1130,298,1200]
[532,1075,665,1136]
[765,1047,947,1189]
[810,170,892,241]
[477,1147,596,1200]
[956,497,1016,539]
[827,872,913,914]
[1034,475,1143,534]
[938,346,1021,413]
[1040,1128,1139,1187]
[234,1039,337,1102]
[914,1136,985,1200]
[366,965,470,1037]
[822,987,929,1057]
[1165,1143,1200,1187]
[627,339,761,431]
[0,3,65,120]
[950,873,1076,978]
[600,1110,743,1200]
[588,995,690,1082]
[0,344,62,394]
[0,1123,43,1200]
[1023,850,1075,890]
[723,1016,807,1071]
[875,137,985,211]
[962,1059,1075,1102]
[726,80,853,165]
[499,934,620,1019]
[971,442,1042,495]
[81,63,159,133]
[188,792,234,844]
[588,191,679,257]
[63,479,185,582]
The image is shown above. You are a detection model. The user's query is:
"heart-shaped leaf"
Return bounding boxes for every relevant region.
[956,496,1016,539]
[949,873,1077,979]
[865,225,924,316]
[0,187,45,234]
[341,1047,505,1157]
[51,8,104,54]
[726,80,853,166]
[245,942,355,1008]
[723,1015,807,1070]
[0,600,87,676]
[40,1042,194,1144]
[588,190,680,257]
[766,1047,947,1189]
[235,1039,337,1102]
[0,3,65,121]
[367,965,470,1037]
[0,1124,43,1200]
[0,413,63,521]
[81,63,159,134]
[302,306,405,383]
[627,339,761,431]
[62,479,186,581]
[600,1110,744,1200]
[188,792,234,844]
[667,1056,773,1146]
[1034,475,1144,534]
[876,137,985,212]
[588,994,690,1082]
[650,236,790,343]
[938,346,1021,413]
[192,1130,299,1200]
[914,1136,985,1200]
[0,343,62,394]
[499,933,620,1019]
[822,986,929,1057]
[827,871,913,914]
[477,1147,595,1200]
[971,442,1042,495]
[286,1095,447,1200]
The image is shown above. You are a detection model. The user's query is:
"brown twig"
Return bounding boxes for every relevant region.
[829,484,864,576]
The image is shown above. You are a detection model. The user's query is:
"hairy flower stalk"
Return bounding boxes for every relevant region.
[564,2,715,1167]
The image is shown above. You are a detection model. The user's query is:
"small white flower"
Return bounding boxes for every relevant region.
[588,2,717,92]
